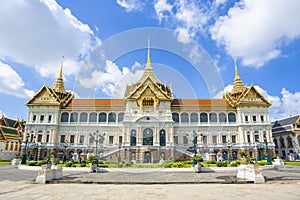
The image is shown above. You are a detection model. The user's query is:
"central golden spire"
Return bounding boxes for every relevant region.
[146,38,152,69]
[50,56,67,95]
[231,57,245,95]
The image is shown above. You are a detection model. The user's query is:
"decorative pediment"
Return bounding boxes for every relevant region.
[26,84,60,106]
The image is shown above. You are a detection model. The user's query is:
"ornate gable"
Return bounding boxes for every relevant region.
[26,84,61,106]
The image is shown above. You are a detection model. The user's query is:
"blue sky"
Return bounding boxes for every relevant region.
[1,0,300,121]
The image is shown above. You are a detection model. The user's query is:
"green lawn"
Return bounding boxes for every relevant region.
[0,161,11,166]
[284,161,300,166]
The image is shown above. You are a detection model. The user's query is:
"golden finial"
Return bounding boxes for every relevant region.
[234,56,239,78]
[146,38,152,69]
[59,56,64,79]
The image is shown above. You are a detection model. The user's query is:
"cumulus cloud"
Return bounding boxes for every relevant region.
[116,0,144,12]
[210,0,300,67]
[0,0,99,78]
[0,61,34,98]
[79,60,144,97]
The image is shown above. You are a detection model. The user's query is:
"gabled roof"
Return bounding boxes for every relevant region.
[272,115,300,128]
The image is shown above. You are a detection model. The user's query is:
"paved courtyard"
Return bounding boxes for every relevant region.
[0,165,299,199]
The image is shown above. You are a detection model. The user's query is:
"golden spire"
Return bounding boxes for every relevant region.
[231,57,245,95]
[50,56,66,95]
[146,38,152,69]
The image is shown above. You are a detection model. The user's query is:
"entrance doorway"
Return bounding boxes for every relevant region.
[143,151,151,163]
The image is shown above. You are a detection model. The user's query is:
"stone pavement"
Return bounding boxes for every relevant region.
[0,165,300,199]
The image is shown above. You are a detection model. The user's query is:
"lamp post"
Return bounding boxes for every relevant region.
[173,135,177,162]
[293,141,299,160]
[90,131,105,166]
[61,140,68,163]
[117,142,122,163]
[31,141,39,161]
[192,130,198,167]
[263,133,272,165]
[256,142,262,161]
[227,141,233,163]
[21,133,29,164]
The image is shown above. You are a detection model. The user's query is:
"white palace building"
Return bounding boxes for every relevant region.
[23,46,275,163]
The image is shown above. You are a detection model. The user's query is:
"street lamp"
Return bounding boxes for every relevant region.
[293,141,299,160]
[117,142,122,163]
[263,133,272,165]
[31,141,39,161]
[227,141,233,163]
[192,130,198,167]
[61,140,68,163]
[173,135,177,162]
[90,131,105,166]
[256,142,262,161]
[21,133,29,164]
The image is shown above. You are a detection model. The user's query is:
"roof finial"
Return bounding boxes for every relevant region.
[59,56,64,79]
[147,38,151,66]
[234,56,239,78]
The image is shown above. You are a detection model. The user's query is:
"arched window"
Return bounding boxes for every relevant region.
[181,113,189,123]
[108,112,116,123]
[172,113,179,122]
[143,128,153,145]
[183,135,188,145]
[98,112,107,122]
[130,129,136,146]
[287,136,293,148]
[159,129,166,146]
[118,113,124,122]
[160,152,166,160]
[89,112,97,123]
[200,113,208,122]
[60,112,69,122]
[190,113,198,123]
[79,112,88,122]
[219,113,227,123]
[70,112,78,123]
[228,113,236,122]
[280,137,285,148]
[209,113,217,123]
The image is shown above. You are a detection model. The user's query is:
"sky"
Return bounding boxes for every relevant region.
[1,0,300,121]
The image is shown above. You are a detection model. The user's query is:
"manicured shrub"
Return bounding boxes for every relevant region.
[258,160,268,166]
[65,161,73,167]
[216,161,228,167]
[80,163,86,167]
[71,164,77,167]
[98,164,109,168]
[205,160,216,164]
[28,161,38,166]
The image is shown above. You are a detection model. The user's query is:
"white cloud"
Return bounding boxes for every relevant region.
[154,0,173,23]
[214,0,227,7]
[116,0,144,12]
[79,60,144,97]
[210,0,300,67]
[0,61,34,98]
[0,0,99,78]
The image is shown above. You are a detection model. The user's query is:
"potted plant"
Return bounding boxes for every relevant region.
[11,155,22,166]
[192,154,203,173]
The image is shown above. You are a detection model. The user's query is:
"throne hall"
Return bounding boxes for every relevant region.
[23,45,275,163]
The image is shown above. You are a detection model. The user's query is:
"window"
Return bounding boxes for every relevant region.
[46,134,49,143]
[119,136,123,144]
[183,136,188,145]
[209,113,217,122]
[228,113,236,122]
[70,135,75,144]
[203,135,207,145]
[159,129,166,146]
[118,113,124,122]
[219,113,227,123]
[253,116,257,122]
[60,135,66,143]
[287,136,293,148]
[89,112,97,123]
[32,115,36,122]
[172,113,179,122]
[190,113,198,123]
[200,113,208,122]
[260,116,264,122]
[254,134,259,142]
[98,112,107,122]
[79,135,84,144]
[231,135,236,144]
[108,113,116,123]
[79,112,88,122]
[245,116,249,122]
[222,135,227,144]
[37,134,42,142]
[109,136,114,145]
[181,113,189,123]
[70,112,78,123]
[247,134,251,143]
[130,130,136,146]
[40,115,44,123]
[61,112,69,122]
[212,135,217,144]
[48,115,52,123]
